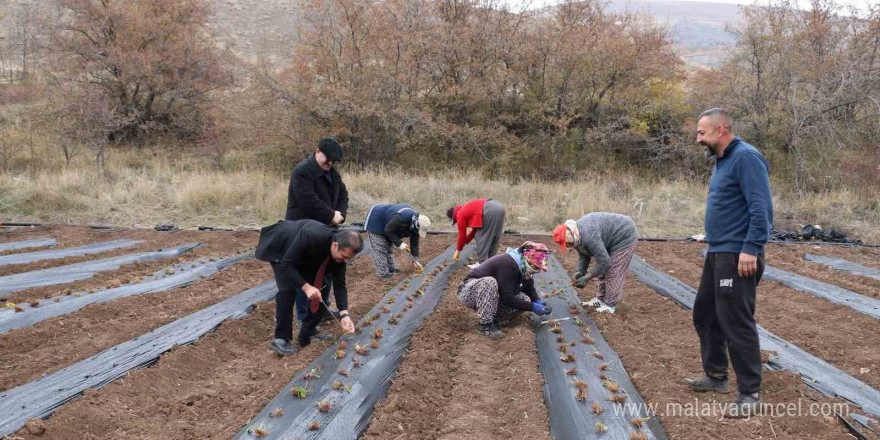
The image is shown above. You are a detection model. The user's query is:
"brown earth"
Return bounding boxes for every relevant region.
[637,241,880,390]
[2,226,259,303]
[8,231,451,440]
[554,246,859,440]
[362,247,551,440]
[764,244,880,298]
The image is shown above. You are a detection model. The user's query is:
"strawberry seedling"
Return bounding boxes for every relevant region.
[249,426,268,437]
[550,324,562,334]
[591,403,603,415]
[574,317,584,327]
[308,421,321,431]
[556,336,565,343]
[560,353,576,363]
[381,305,392,314]
[303,367,321,381]
[332,381,346,391]
[352,358,362,368]
[355,342,369,355]
[388,316,399,325]
[371,339,380,349]
[565,367,578,375]
[338,368,350,377]
[387,297,396,304]
[598,363,609,371]
[595,422,608,433]
[291,386,308,399]
[603,381,620,393]
[608,394,629,404]
[630,433,648,440]
[592,351,604,360]
[568,306,581,315]
[270,408,284,418]
[582,336,595,345]
[333,349,346,360]
[317,400,331,412]
[630,417,650,428]
[373,328,383,339]
[573,378,588,401]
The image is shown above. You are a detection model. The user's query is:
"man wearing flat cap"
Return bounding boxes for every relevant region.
[285,137,350,226]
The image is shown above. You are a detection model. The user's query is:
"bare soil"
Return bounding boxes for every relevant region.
[636,241,880,390]
[8,230,451,440]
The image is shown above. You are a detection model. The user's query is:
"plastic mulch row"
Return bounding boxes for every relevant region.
[0,237,58,253]
[762,265,880,320]
[0,254,252,334]
[0,243,202,299]
[531,255,668,440]
[629,255,880,432]
[232,244,473,440]
[0,239,143,267]
[804,254,880,281]
[0,279,279,438]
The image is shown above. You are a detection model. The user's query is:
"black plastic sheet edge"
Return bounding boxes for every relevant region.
[0,242,202,299]
[532,255,669,440]
[0,279,278,438]
[0,237,57,253]
[231,244,473,440]
[0,254,252,334]
[804,254,880,281]
[629,256,880,421]
[762,265,880,320]
[0,239,143,267]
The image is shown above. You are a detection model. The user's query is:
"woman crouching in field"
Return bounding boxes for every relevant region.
[553,213,638,314]
[456,241,552,339]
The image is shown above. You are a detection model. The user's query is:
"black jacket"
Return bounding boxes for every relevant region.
[463,253,538,311]
[255,220,348,311]
[285,155,349,224]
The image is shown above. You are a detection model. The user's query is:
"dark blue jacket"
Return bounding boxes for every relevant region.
[365,204,420,259]
[705,137,774,256]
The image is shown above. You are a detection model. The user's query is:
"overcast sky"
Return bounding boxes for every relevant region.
[509,0,874,11]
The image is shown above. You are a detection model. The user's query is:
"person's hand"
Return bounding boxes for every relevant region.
[414,261,424,274]
[303,284,322,301]
[340,315,355,334]
[332,211,344,225]
[738,253,757,277]
[574,276,589,289]
[531,302,551,315]
[535,298,546,306]
[399,242,410,252]
[572,272,583,281]
[453,250,460,261]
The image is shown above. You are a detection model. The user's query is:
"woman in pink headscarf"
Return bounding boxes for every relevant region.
[456,241,552,339]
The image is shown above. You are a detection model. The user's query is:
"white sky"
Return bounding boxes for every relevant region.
[511,0,874,10]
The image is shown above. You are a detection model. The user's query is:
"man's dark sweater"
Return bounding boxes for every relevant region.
[463,253,538,311]
[705,137,774,256]
[285,155,349,224]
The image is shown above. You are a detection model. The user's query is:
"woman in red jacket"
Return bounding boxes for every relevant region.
[446,198,506,266]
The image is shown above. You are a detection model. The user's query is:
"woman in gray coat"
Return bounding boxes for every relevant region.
[553,213,638,314]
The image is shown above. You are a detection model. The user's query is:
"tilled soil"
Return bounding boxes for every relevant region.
[362,257,551,440]
[764,244,880,298]
[9,233,451,440]
[554,247,857,439]
[2,227,259,303]
[637,241,880,390]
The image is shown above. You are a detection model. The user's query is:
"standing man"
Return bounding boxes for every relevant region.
[447,198,506,268]
[364,203,431,278]
[286,138,349,226]
[685,108,773,417]
[255,220,362,356]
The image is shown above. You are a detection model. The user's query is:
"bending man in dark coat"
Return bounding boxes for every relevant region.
[285,137,350,226]
[255,220,361,356]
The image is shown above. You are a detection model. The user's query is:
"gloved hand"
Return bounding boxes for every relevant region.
[399,242,410,252]
[414,261,424,274]
[574,276,589,289]
[453,251,460,261]
[531,301,551,315]
[535,298,546,306]
[572,271,583,281]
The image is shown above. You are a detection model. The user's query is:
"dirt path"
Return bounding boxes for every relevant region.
[637,241,880,390]
[9,234,451,440]
[362,263,551,440]
[554,247,856,439]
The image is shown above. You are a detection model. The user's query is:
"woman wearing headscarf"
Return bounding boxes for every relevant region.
[446,198,506,267]
[457,241,552,339]
[364,203,431,278]
[553,213,638,314]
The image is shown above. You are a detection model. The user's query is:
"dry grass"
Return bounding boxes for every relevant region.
[0,147,877,243]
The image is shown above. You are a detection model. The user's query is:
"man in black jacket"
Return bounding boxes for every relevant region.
[255,220,361,356]
[285,138,350,226]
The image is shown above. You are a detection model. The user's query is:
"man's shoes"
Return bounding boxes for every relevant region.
[685,375,730,393]
[320,310,341,323]
[583,298,602,307]
[479,322,504,339]
[270,338,298,356]
[595,302,616,314]
[728,393,762,418]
